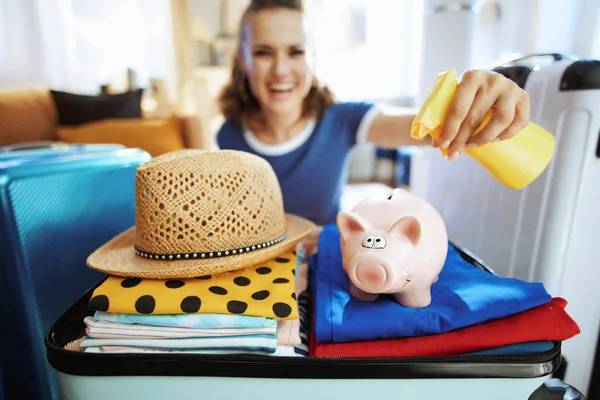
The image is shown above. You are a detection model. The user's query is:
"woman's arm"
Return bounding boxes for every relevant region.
[364,108,424,149]
[364,71,530,160]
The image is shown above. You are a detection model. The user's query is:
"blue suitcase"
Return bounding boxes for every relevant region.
[0,145,151,400]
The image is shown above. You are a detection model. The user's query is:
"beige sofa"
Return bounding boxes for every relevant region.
[0,86,208,153]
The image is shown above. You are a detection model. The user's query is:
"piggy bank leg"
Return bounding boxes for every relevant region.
[392,286,432,308]
[349,282,379,302]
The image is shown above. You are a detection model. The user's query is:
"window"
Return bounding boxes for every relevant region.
[306,0,424,105]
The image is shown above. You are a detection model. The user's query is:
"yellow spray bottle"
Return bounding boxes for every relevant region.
[411,70,555,190]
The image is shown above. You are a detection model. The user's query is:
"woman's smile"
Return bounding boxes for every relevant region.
[267,82,296,101]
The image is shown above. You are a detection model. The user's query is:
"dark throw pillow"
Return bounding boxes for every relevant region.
[50,89,144,126]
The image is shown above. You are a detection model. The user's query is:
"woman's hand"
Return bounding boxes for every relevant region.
[436,70,530,160]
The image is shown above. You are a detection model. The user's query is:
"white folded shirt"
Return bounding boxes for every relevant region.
[80,334,277,352]
[84,345,302,357]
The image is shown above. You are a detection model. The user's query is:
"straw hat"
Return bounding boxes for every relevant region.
[87,149,315,279]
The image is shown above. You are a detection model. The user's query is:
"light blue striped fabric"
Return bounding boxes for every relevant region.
[81,333,278,353]
[93,311,277,329]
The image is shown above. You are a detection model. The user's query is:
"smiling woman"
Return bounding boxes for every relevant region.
[218,0,333,135]
[215,0,533,230]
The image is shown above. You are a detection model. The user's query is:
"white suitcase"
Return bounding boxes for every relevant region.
[46,269,564,400]
[413,58,600,395]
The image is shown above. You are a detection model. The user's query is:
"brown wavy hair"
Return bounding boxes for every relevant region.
[217,0,335,124]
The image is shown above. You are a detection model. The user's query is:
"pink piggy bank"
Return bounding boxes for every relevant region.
[336,188,448,308]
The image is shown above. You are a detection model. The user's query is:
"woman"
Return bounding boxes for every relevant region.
[217,0,530,227]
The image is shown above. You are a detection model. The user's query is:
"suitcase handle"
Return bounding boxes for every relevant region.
[494,53,576,68]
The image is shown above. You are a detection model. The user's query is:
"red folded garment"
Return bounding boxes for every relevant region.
[311,297,579,357]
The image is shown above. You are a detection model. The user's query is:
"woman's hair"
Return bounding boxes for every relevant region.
[217,0,335,123]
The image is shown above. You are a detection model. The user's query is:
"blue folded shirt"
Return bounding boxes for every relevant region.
[311,224,551,344]
[465,341,555,356]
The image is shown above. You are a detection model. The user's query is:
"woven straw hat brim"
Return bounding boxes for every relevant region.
[87,214,315,279]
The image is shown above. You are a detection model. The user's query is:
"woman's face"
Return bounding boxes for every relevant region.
[240,8,314,119]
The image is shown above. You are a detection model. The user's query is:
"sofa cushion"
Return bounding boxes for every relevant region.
[56,116,185,157]
[0,87,57,147]
[50,89,143,126]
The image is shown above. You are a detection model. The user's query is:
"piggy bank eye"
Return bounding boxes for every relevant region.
[362,236,375,248]
[373,237,387,249]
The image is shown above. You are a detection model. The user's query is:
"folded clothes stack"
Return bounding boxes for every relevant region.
[70,149,318,357]
[309,225,580,358]
[83,249,309,357]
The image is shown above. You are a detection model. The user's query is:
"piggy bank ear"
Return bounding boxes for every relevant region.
[337,211,369,241]
[387,188,409,200]
[388,216,421,246]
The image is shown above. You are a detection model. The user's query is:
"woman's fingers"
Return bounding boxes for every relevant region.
[470,84,529,147]
[437,71,481,153]
[497,94,530,141]
[465,94,514,147]
[446,90,496,159]
[437,70,531,160]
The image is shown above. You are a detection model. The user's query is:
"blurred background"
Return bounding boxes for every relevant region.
[1,1,600,398]
[2,0,599,161]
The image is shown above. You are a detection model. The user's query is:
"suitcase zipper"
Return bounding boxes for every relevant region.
[61,341,561,364]
[47,340,562,379]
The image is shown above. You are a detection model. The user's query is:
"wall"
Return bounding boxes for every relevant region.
[419,0,599,101]
[188,0,248,66]
[471,0,600,70]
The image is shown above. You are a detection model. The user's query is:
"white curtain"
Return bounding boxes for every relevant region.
[0,0,72,88]
[0,0,176,95]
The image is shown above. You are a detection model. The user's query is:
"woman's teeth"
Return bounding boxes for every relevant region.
[269,84,294,92]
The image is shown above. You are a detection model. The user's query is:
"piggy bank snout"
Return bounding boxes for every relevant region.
[355,263,387,287]
[348,254,410,293]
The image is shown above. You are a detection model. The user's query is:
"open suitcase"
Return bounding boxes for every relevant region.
[410,57,600,396]
[44,240,569,400]
[0,144,151,400]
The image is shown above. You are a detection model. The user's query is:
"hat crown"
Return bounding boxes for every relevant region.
[134,149,286,256]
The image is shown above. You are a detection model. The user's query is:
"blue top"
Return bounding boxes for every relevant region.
[310,224,551,344]
[216,102,377,225]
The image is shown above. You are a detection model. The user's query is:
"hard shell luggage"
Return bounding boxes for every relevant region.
[0,145,151,400]
[412,57,600,396]
[45,243,565,400]
[0,142,124,161]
